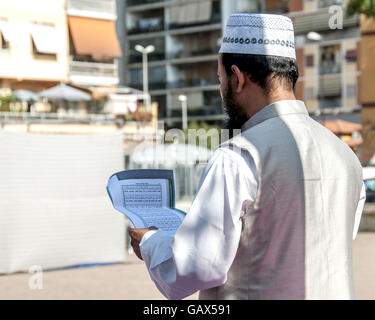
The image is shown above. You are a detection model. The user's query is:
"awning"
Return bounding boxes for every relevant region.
[68,16,121,60]
[30,23,60,54]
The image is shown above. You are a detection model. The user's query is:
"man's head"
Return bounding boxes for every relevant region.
[218,13,299,130]
[218,53,299,130]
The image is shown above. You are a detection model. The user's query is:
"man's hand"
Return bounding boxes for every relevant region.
[129,226,158,260]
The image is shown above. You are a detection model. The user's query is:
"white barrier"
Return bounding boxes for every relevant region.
[0,130,126,273]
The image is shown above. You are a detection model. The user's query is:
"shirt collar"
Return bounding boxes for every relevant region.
[241,100,309,131]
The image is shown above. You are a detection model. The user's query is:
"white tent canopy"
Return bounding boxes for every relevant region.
[39,83,91,101]
[13,89,39,101]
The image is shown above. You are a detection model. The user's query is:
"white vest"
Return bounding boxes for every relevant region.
[199,100,363,300]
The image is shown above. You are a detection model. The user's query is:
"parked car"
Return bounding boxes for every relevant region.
[363,167,375,203]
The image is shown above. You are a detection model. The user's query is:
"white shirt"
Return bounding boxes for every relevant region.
[139,146,366,300]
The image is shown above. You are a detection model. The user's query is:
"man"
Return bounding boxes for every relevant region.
[130,13,366,300]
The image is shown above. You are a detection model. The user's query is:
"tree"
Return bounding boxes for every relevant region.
[347,0,375,18]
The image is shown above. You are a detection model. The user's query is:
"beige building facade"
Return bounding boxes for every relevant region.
[0,0,69,91]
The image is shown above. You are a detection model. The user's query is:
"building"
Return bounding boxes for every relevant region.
[359,16,375,162]
[119,0,293,127]
[290,0,361,125]
[119,0,362,132]
[0,0,123,114]
[66,0,121,90]
[0,0,69,103]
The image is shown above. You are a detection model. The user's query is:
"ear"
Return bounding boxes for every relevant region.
[231,65,246,93]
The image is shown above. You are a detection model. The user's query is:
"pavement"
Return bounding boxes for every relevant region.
[0,232,374,300]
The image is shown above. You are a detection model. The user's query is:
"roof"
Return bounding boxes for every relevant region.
[321,119,362,135]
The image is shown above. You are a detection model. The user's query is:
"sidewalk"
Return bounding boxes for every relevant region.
[0,232,373,300]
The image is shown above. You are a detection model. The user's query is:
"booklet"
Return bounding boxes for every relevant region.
[106,169,186,236]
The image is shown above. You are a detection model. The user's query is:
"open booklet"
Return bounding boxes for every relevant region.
[106,169,186,236]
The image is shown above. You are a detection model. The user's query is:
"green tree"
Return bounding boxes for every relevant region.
[347,0,375,18]
[0,95,16,112]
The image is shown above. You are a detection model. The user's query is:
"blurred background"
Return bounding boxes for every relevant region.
[0,0,375,300]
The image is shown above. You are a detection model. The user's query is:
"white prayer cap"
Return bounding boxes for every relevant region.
[219,13,296,60]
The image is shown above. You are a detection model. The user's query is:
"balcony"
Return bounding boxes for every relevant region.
[66,0,116,19]
[168,77,219,89]
[168,49,218,60]
[318,73,341,97]
[129,52,165,64]
[129,81,167,91]
[292,10,358,34]
[168,29,221,60]
[69,58,119,86]
[127,11,164,35]
[127,0,165,6]
[318,0,343,8]
[169,0,221,30]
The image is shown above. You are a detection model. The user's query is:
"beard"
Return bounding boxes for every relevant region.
[222,80,249,135]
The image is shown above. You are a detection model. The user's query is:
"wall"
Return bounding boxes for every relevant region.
[0,0,68,84]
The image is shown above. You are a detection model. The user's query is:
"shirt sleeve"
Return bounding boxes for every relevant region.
[139,147,258,300]
[353,182,366,240]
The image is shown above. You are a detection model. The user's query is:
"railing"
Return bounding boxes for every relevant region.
[318,73,341,97]
[168,48,218,60]
[70,58,118,78]
[127,0,165,6]
[293,10,358,34]
[128,24,164,35]
[130,81,167,90]
[129,52,165,63]
[168,77,219,89]
[320,62,341,75]
[0,111,117,124]
[67,0,116,15]
[318,0,343,8]
[169,14,221,30]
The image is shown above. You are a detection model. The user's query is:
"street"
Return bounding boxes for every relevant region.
[0,232,373,300]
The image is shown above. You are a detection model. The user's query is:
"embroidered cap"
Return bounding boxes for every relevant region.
[219,13,296,59]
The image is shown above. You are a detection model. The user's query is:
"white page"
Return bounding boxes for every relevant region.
[126,207,184,234]
[107,175,185,235]
[120,179,170,208]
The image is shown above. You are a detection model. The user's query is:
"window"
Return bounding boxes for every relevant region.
[129,37,165,63]
[0,19,10,51]
[305,55,314,67]
[1,32,9,50]
[320,45,341,74]
[345,50,357,63]
[30,23,58,60]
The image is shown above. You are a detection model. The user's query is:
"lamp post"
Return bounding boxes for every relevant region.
[135,44,155,112]
[306,31,323,120]
[178,94,188,131]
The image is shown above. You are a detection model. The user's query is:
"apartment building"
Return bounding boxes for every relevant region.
[0,0,122,112]
[290,0,360,125]
[359,16,375,161]
[120,0,362,130]
[120,0,291,127]
[66,0,121,89]
[0,0,69,95]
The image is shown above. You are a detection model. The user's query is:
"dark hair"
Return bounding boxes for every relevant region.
[221,53,299,94]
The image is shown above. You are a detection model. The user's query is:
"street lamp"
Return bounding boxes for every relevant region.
[178,94,188,131]
[135,44,155,112]
[306,31,323,119]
